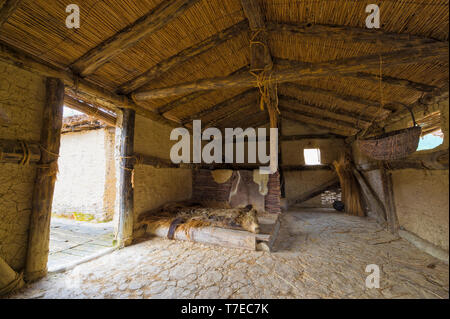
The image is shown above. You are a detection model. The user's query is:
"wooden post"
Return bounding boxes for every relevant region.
[380,167,399,234]
[117,109,135,247]
[25,78,64,282]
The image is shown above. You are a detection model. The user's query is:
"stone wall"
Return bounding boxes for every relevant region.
[133,115,192,225]
[52,127,116,222]
[352,98,449,251]
[281,119,344,207]
[0,60,45,271]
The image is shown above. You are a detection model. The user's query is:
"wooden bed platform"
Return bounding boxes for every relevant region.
[144,212,281,252]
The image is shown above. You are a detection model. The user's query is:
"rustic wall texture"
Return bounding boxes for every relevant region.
[353,98,449,252]
[133,115,192,224]
[52,127,116,222]
[0,61,45,271]
[281,119,343,207]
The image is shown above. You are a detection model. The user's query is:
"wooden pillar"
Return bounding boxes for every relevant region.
[381,167,399,234]
[25,78,64,282]
[117,108,135,247]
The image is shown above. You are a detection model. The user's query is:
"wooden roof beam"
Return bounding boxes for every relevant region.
[64,95,117,126]
[118,20,249,94]
[278,95,372,129]
[281,82,393,118]
[0,41,180,128]
[0,0,22,29]
[266,21,438,48]
[180,89,257,125]
[132,42,448,101]
[71,0,200,77]
[280,108,358,136]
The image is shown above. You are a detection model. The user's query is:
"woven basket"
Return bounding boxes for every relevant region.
[358,125,422,160]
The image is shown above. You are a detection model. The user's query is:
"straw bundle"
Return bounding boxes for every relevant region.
[333,155,364,217]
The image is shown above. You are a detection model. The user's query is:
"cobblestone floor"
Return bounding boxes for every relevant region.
[7,209,449,299]
[48,218,114,271]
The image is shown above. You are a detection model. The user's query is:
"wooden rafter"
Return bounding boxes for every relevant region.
[118,20,249,94]
[280,109,358,136]
[0,0,22,29]
[204,102,256,128]
[280,82,393,118]
[71,0,200,77]
[156,65,250,115]
[266,21,438,48]
[64,95,117,126]
[132,42,448,101]
[278,95,371,129]
[180,89,257,125]
[0,41,179,127]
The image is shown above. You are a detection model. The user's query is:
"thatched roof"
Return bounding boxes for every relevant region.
[0,0,448,136]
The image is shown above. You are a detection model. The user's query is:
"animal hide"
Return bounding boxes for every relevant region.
[229,170,265,212]
[253,170,269,196]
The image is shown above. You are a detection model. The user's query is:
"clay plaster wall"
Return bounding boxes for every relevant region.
[52,127,116,222]
[352,98,449,251]
[0,61,45,271]
[281,119,344,207]
[133,115,192,223]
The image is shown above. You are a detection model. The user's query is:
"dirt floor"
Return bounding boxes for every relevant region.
[5,209,449,299]
[48,218,114,271]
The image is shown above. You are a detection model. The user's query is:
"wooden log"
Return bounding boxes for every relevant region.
[0,256,24,296]
[132,42,448,100]
[279,94,372,128]
[181,89,256,124]
[117,109,135,247]
[380,168,399,234]
[25,78,64,282]
[266,21,438,48]
[119,20,249,94]
[281,114,353,136]
[204,102,255,128]
[352,167,387,226]
[0,41,180,128]
[64,95,117,126]
[281,82,393,118]
[145,223,256,251]
[0,138,41,164]
[133,152,179,168]
[71,0,201,76]
[280,107,359,136]
[289,177,340,205]
[0,0,22,29]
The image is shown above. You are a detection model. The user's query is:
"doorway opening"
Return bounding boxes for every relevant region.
[48,102,119,272]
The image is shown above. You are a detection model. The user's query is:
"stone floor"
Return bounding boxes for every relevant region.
[47,218,114,271]
[6,209,449,299]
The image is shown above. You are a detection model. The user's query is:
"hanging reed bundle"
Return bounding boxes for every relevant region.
[333,155,365,217]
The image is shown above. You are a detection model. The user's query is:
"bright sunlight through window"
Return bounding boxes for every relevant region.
[304,148,321,165]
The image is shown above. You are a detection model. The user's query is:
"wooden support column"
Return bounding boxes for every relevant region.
[117,109,135,247]
[380,167,399,234]
[25,78,64,282]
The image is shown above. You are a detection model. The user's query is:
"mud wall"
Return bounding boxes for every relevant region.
[353,98,449,251]
[133,115,192,224]
[0,61,45,271]
[281,119,343,207]
[52,127,116,222]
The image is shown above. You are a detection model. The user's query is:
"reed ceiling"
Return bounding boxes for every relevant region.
[0,0,448,136]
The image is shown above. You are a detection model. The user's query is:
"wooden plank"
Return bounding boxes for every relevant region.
[71,0,200,76]
[0,139,41,164]
[0,0,22,29]
[352,168,387,226]
[289,177,340,205]
[145,224,256,251]
[117,109,135,247]
[25,77,65,282]
[132,42,448,100]
[119,20,248,94]
[64,95,117,126]
[0,41,180,127]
